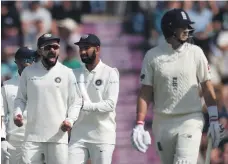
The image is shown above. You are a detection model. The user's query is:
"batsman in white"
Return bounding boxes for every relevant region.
[131,8,225,164]
[1,47,36,164]
[13,33,83,164]
[68,34,119,164]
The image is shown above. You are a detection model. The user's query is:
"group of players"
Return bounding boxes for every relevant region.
[1,8,226,164]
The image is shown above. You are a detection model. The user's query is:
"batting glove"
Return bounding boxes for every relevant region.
[131,124,151,153]
[207,106,224,148]
[1,140,16,159]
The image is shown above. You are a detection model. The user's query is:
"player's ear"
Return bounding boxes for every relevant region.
[95,46,100,53]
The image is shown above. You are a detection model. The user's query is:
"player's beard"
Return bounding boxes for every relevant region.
[80,50,96,64]
[42,52,58,68]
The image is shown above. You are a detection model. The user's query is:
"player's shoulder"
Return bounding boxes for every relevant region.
[144,46,163,61]
[187,43,205,59]
[187,43,203,52]
[101,62,119,77]
[22,62,38,74]
[3,76,19,86]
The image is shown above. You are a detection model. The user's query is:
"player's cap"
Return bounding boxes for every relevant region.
[15,47,36,63]
[37,33,60,48]
[162,8,194,29]
[74,34,100,46]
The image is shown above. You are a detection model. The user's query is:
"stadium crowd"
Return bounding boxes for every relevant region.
[1,1,228,163]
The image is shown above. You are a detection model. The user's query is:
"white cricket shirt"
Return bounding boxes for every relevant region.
[1,94,6,139]
[71,60,119,144]
[2,75,27,141]
[140,40,211,115]
[14,61,82,144]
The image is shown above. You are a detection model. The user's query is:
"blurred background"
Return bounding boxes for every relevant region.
[1,1,228,164]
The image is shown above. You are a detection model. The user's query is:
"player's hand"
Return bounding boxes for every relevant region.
[1,140,16,159]
[131,124,151,153]
[60,120,72,132]
[208,121,224,148]
[13,114,23,127]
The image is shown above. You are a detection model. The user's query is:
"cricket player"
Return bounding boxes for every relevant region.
[1,47,36,164]
[13,33,83,164]
[2,93,16,164]
[131,9,225,164]
[68,34,119,164]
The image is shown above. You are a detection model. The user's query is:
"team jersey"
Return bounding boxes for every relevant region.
[2,75,27,141]
[14,61,82,144]
[71,60,119,144]
[140,40,211,115]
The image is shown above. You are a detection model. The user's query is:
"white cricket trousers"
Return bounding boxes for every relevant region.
[152,112,204,164]
[19,141,68,164]
[68,141,115,164]
[7,140,24,164]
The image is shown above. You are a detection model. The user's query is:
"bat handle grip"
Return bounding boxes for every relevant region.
[205,136,212,164]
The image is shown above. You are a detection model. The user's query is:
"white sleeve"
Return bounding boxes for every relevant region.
[140,52,153,86]
[1,86,9,130]
[1,92,6,138]
[83,68,120,112]
[14,70,27,117]
[66,70,83,124]
[196,47,211,83]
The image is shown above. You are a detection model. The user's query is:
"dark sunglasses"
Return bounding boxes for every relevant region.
[43,44,60,51]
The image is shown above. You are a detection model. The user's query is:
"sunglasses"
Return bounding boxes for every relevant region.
[43,44,60,51]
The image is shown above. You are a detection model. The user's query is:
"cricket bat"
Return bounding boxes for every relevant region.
[205,136,212,164]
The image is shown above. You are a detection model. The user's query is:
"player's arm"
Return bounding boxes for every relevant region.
[65,70,83,125]
[136,52,154,124]
[13,70,27,127]
[82,68,119,112]
[196,48,218,120]
[196,47,223,147]
[14,70,27,116]
[136,85,153,122]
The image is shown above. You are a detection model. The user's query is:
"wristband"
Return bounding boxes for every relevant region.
[208,106,218,121]
[1,137,6,141]
[136,121,144,125]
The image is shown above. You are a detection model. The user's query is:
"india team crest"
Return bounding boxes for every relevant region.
[55,77,61,83]
[95,79,102,86]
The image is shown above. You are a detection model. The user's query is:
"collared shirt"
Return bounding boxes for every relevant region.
[71,60,119,144]
[2,75,27,141]
[140,41,211,115]
[14,61,82,144]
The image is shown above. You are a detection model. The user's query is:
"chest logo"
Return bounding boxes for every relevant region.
[95,79,102,86]
[55,77,61,83]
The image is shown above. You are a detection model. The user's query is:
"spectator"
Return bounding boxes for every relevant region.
[21,1,52,37]
[62,45,81,69]
[57,18,81,61]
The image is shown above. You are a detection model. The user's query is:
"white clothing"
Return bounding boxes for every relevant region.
[1,94,6,139]
[20,141,68,164]
[140,41,211,115]
[68,141,115,164]
[7,140,23,164]
[2,76,27,141]
[152,113,204,164]
[14,61,82,144]
[71,61,119,144]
